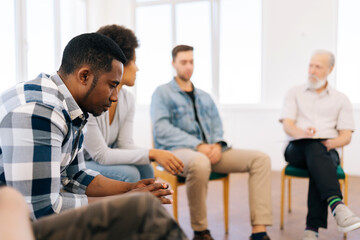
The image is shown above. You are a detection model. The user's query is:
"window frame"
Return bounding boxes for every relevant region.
[133,0,263,106]
[9,0,87,85]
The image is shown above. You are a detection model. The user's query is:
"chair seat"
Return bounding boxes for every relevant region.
[285,164,345,179]
[177,172,228,183]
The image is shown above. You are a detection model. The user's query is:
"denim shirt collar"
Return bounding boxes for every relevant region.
[170,77,198,95]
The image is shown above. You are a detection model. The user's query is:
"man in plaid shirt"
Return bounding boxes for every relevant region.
[0,33,187,240]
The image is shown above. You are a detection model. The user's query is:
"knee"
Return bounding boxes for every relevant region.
[188,153,211,174]
[252,152,271,171]
[112,166,141,182]
[122,171,141,183]
[138,164,154,179]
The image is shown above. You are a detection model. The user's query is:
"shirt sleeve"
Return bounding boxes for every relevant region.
[280,87,297,122]
[83,95,150,165]
[0,102,91,220]
[336,95,355,131]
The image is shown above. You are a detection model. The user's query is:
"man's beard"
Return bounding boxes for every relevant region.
[308,74,327,90]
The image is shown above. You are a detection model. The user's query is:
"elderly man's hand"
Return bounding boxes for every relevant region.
[321,139,335,151]
[304,127,316,138]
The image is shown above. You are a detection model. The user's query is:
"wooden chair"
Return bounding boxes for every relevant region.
[152,162,230,233]
[280,147,348,238]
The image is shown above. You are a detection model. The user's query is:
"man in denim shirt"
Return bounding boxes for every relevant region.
[151,45,273,240]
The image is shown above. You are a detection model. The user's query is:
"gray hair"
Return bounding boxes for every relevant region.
[312,50,335,68]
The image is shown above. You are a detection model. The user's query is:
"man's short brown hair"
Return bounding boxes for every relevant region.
[172,45,193,61]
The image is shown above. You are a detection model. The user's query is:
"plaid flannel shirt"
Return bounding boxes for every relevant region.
[0,73,99,220]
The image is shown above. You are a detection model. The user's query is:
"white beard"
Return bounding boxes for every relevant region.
[308,75,327,90]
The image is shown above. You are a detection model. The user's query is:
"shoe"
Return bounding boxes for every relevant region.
[334,204,360,232]
[193,230,214,240]
[249,234,271,240]
[303,230,318,240]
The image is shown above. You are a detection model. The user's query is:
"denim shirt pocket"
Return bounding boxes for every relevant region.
[171,106,187,122]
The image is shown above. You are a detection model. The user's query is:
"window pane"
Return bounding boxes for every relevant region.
[0,0,16,93]
[26,0,55,79]
[136,5,172,104]
[219,0,262,104]
[176,2,212,93]
[60,0,87,54]
[337,0,360,103]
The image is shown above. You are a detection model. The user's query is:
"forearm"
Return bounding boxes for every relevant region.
[283,120,305,139]
[85,175,134,197]
[329,130,352,148]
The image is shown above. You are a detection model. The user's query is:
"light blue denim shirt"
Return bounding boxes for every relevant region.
[150,78,227,151]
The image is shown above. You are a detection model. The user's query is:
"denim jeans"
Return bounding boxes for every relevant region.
[86,160,154,182]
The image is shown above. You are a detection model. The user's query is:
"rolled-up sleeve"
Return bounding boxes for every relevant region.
[336,95,355,131]
[280,87,297,122]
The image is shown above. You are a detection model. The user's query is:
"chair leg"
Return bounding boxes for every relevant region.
[280,168,285,230]
[171,183,179,222]
[288,178,292,213]
[223,176,229,234]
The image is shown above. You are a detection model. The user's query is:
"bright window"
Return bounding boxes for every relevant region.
[176,1,212,93]
[219,0,262,104]
[26,0,55,79]
[0,0,16,93]
[337,0,360,103]
[60,0,87,54]
[136,4,172,104]
[0,0,87,92]
[135,0,262,104]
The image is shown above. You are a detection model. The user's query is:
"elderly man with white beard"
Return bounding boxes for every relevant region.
[280,50,360,240]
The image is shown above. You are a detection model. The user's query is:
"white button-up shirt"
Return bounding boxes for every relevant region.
[280,84,355,141]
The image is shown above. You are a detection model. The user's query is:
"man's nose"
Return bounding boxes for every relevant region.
[309,66,315,75]
[110,89,118,102]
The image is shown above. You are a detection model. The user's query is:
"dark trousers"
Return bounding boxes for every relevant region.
[284,139,342,229]
[33,192,188,240]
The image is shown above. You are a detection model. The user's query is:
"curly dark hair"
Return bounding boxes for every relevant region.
[97,25,139,65]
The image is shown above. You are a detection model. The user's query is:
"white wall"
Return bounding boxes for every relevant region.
[87,0,360,176]
[87,0,134,32]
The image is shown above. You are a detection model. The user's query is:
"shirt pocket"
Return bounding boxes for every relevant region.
[171,106,187,120]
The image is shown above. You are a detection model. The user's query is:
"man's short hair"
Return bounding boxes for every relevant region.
[97,25,139,65]
[312,50,335,68]
[59,33,127,76]
[172,45,194,61]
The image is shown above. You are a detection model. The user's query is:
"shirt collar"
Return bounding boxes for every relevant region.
[170,77,197,94]
[304,82,332,95]
[50,73,87,121]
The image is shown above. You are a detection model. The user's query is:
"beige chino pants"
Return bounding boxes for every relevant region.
[173,148,273,231]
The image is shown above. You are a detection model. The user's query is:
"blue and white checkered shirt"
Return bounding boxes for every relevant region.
[0,73,99,220]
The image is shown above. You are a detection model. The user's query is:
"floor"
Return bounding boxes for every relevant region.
[160,171,360,240]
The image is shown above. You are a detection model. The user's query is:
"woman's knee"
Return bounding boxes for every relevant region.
[136,164,154,179]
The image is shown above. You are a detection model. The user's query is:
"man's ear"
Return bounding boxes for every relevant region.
[77,67,92,85]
